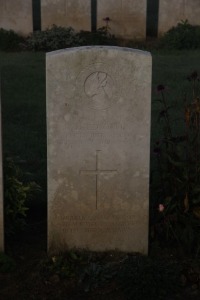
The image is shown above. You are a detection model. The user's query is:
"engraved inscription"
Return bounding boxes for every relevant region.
[64,215,135,221]
[60,220,136,234]
[80,150,117,209]
[65,131,136,149]
[84,72,113,110]
[71,120,125,131]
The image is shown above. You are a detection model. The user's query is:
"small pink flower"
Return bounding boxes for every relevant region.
[158,204,165,212]
[103,17,111,22]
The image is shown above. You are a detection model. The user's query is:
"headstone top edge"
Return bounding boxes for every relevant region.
[46,46,151,58]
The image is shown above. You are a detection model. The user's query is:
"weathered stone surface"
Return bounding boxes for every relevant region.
[41,0,91,31]
[47,46,151,254]
[158,0,200,36]
[97,0,147,39]
[0,81,4,252]
[0,0,33,35]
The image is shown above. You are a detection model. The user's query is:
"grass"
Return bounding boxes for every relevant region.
[0,52,46,216]
[152,50,200,133]
[1,48,200,299]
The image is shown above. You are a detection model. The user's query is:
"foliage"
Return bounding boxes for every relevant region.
[79,260,117,292]
[79,26,116,46]
[0,28,24,51]
[151,71,200,256]
[40,252,186,299]
[40,251,81,279]
[79,262,104,292]
[2,246,200,299]
[26,25,83,51]
[25,23,117,51]
[160,20,200,49]
[0,252,16,273]
[4,158,41,236]
[0,23,116,52]
[40,251,118,292]
[117,255,181,300]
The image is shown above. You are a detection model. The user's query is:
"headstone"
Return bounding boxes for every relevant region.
[47,46,151,254]
[41,0,91,31]
[0,0,33,35]
[158,0,200,36]
[0,77,4,252]
[97,0,147,39]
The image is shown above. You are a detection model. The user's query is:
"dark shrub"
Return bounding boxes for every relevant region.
[79,26,117,46]
[0,28,24,51]
[26,25,83,51]
[160,20,200,49]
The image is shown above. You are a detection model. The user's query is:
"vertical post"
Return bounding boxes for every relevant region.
[91,0,97,32]
[146,0,159,37]
[0,73,4,252]
[32,0,41,31]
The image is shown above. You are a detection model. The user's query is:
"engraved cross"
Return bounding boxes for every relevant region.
[79,150,117,209]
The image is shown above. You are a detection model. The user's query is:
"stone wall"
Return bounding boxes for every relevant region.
[41,0,147,39]
[1,1,200,44]
[97,0,147,39]
[0,0,33,35]
[41,0,91,32]
[158,0,200,36]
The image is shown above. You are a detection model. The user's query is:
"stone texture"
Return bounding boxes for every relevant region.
[0,80,4,252]
[47,46,151,254]
[158,0,200,36]
[0,0,33,35]
[97,0,147,39]
[41,0,91,31]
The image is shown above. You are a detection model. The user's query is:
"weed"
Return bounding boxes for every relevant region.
[151,71,200,256]
[40,251,82,279]
[4,158,41,236]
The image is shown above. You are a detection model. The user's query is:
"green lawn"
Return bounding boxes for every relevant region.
[0,52,46,208]
[152,50,200,137]
[0,49,200,206]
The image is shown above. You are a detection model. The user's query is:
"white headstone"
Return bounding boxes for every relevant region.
[47,46,151,254]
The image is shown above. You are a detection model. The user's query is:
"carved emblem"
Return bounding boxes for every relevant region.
[84,72,113,110]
